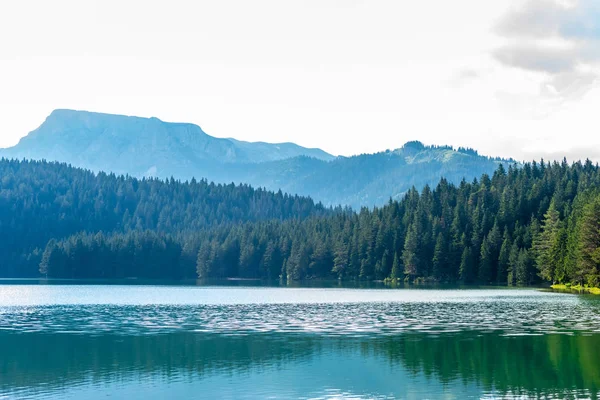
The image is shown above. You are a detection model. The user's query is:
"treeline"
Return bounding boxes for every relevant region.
[403,141,516,162]
[194,159,600,285]
[0,159,331,277]
[39,231,194,279]
[38,158,600,286]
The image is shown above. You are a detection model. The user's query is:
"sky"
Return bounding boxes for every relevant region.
[0,0,599,161]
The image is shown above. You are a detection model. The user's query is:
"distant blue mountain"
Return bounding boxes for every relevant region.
[224,142,516,208]
[1,110,515,208]
[0,109,334,177]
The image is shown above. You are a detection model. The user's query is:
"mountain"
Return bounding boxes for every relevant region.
[224,141,515,208]
[226,137,334,163]
[1,110,515,209]
[0,109,334,177]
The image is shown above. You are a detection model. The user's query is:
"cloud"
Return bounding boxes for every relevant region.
[456,69,480,80]
[493,44,578,73]
[492,140,599,163]
[495,0,564,39]
[493,0,600,100]
[495,0,600,41]
[521,147,600,163]
[541,70,599,99]
[447,68,481,87]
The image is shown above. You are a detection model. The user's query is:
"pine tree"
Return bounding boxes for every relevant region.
[332,241,349,278]
[479,237,493,284]
[195,241,211,279]
[507,241,520,286]
[497,229,511,284]
[516,248,533,286]
[260,240,279,279]
[390,252,401,280]
[432,232,447,282]
[459,246,474,284]
[552,227,568,284]
[577,196,600,286]
[39,239,58,277]
[377,249,391,280]
[402,223,419,281]
[534,200,562,283]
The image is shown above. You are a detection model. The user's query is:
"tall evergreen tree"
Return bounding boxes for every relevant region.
[576,196,600,286]
[402,223,419,281]
[534,200,562,283]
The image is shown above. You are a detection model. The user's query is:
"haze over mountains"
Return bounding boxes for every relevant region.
[2,110,334,173]
[1,110,515,208]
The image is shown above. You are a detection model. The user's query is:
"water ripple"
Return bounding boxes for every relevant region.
[0,287,599,337]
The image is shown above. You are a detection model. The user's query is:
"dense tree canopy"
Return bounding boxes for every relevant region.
[0,158,330,277]
[3,157,600,286]
[188,159,600,286]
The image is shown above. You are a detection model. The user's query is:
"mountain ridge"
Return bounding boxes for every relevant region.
[1,110,515,208]
[222,144,514,207]
[2,109,335,168]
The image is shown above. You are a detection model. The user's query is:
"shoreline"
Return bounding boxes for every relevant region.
[551,284,600,295]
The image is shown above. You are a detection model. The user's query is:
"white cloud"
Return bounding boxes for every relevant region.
[493,0,600,102]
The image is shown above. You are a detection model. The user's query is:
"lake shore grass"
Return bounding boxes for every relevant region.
[551,284,600,295]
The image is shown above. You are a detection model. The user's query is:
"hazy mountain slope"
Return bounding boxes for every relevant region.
[1,111,515,209]
[226,142,514,208]
[227,138,335,162]
[0,110,334,177]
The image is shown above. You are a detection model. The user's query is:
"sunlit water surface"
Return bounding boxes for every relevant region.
[1,283,599,399]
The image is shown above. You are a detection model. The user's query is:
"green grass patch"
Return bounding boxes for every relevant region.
[551,284,600,295]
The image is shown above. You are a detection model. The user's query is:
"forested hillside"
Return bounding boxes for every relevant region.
[36,158,600,287]
[10,111,594,286]
[1,110,513,209]
[193,159,600,286]
[0,159,330,277]
[225,142,514,208]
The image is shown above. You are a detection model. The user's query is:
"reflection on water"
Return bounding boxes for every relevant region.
[1,285,600,399]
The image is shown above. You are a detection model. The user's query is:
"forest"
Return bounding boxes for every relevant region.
[2,157,600,287]
[191,159,600,286]
[0,158,330,277]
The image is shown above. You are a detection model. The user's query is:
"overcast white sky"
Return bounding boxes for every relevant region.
[0,0,599,161]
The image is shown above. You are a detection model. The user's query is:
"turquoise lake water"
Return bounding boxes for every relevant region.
[1,283,599,399]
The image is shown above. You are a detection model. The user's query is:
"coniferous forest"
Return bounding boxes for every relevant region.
[0,159,330,277]
[2,157,600,287]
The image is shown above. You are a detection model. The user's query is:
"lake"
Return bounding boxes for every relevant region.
[1,282,599,399]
